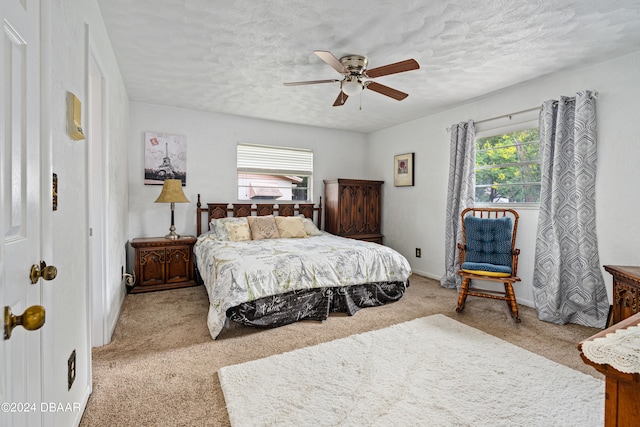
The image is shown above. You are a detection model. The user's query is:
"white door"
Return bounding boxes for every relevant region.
[1,0,45,426]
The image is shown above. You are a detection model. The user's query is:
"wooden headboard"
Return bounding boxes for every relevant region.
[196,194,322,236]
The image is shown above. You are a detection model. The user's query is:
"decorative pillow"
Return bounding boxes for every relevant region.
[275,216,307,238]
[247,215,280,240]
[299,216,322,236]
[226,221,252,242]
[212,217,249,240]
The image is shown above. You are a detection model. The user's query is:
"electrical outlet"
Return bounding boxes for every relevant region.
[68,350,76,390]
[416,248,421,258]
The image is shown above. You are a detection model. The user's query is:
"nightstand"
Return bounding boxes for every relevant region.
[130,236,197,293]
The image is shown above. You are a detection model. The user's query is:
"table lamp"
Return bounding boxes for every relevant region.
[155,179,190,239]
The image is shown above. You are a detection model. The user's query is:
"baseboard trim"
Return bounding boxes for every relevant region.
[410,269,440,281]
[73,383,92,427]
[106,286,127,344]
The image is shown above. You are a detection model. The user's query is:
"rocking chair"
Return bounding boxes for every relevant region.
[455,207,521,322]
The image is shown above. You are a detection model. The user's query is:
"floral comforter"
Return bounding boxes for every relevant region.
[194,232,412,338]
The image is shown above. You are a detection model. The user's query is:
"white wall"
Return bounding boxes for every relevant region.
[46,1,129,425]
[127,103,367,240]
[367,50,640,308]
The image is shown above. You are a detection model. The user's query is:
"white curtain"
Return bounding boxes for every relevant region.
[532,90,608,328]
[441,120,475,289]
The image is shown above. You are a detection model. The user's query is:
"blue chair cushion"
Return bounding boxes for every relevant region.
[463,215,513,271]
[461,261,512,275]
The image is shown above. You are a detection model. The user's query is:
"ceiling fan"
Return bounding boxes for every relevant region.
[284,50,420,107]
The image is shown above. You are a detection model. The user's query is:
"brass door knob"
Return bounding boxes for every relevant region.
[4,305,46,340]
[30,261,58,284]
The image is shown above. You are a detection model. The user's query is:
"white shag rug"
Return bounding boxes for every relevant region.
[218,314,604,427]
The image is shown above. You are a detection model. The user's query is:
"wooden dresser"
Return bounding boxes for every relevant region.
[604,265,640,324]
[323,179,383,244]
[130,236,197,293]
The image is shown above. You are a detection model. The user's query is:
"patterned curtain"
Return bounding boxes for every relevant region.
[533,90,608,328]
[441,120,475,289]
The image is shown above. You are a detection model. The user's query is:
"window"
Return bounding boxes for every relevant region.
[237,143,313,201]
[475,125,541,204]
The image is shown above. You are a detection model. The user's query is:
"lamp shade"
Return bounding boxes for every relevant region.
[154,179,190,203]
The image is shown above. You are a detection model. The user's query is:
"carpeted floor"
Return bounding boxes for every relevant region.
[79,274,603,426]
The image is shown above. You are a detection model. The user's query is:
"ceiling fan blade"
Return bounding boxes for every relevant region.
[333,92,348,107]
[314,50,347,74]
[284,79,340,86]
[365,81,409,101]
[365,59,419,78]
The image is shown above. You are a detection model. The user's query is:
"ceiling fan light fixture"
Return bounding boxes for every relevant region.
[341,79,363,96]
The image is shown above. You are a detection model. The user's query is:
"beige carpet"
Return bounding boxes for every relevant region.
[80,275,603,426]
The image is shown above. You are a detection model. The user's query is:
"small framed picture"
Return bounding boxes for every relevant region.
[394,153,414,187]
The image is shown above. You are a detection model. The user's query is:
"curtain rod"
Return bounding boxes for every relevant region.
[446,91,599,132]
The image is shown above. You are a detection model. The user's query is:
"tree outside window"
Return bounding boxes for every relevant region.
[475,127,540,204]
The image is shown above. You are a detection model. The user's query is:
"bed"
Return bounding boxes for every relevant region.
[194,195,412,339]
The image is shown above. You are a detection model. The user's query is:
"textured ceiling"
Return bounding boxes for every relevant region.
[97,0,640,133]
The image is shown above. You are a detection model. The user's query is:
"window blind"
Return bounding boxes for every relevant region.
[237,143,313,176]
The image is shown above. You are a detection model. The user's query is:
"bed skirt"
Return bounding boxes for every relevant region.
[226,280,409,329]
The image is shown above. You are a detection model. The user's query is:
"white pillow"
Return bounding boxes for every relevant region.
[211,217,249,240]
[301,217,322,236]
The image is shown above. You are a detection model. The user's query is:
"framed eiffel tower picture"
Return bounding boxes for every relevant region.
[144,132,187,185]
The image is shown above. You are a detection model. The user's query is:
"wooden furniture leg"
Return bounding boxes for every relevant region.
[456,277,471,313]
[504,282,520,322]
